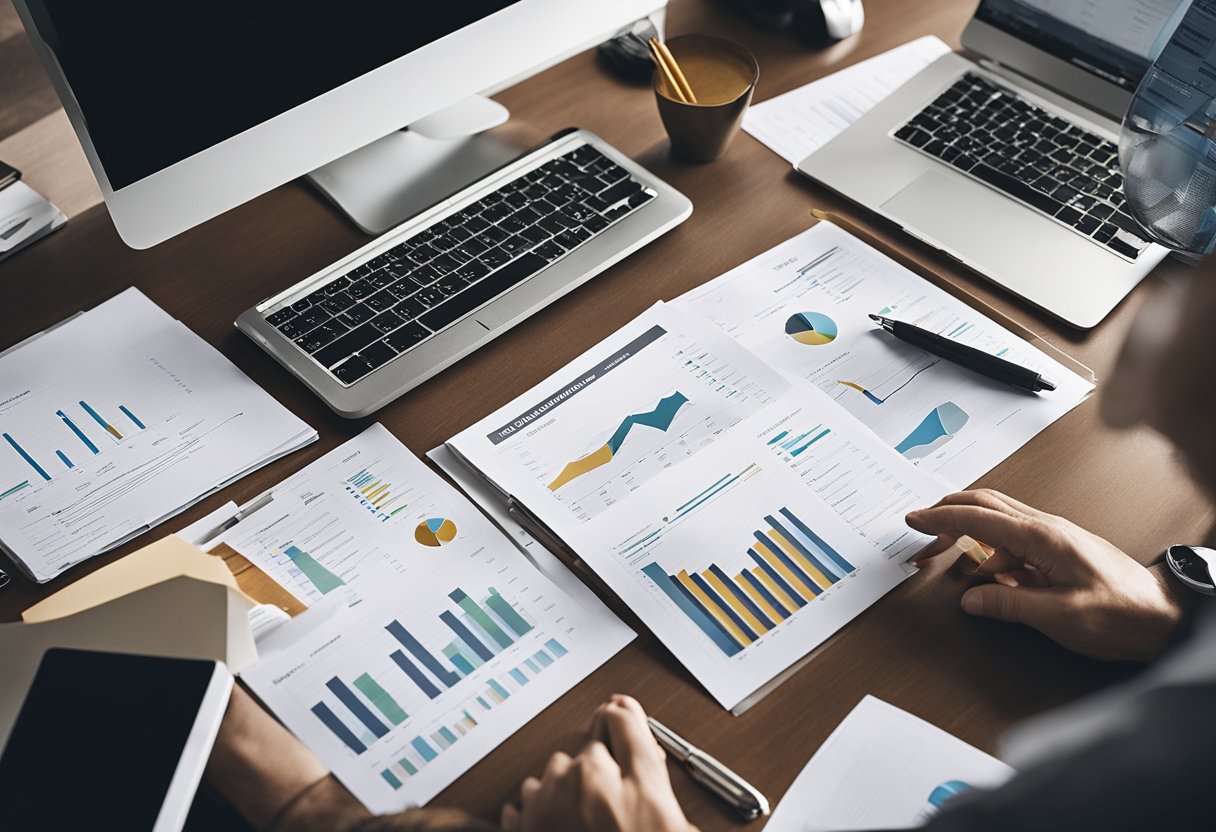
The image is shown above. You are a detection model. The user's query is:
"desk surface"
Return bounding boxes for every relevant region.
[1,0,1211,827]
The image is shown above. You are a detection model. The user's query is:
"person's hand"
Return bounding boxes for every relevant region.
[907,489,1185,662]
[501,695,697,832]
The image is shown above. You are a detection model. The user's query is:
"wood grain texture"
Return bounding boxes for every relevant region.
[0,1,1208,828]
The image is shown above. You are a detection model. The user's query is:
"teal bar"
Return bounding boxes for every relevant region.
[533,650,553,668]
[439,726,458,745]
[509,668,529,685]
[381,770,403,789]
[489,679,510,700]
[544,638,567,658]
[485,589,533,637]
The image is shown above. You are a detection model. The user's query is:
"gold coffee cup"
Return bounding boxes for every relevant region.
[653,35,759,163]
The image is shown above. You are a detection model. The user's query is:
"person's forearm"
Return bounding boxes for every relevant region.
[204,684,339,830]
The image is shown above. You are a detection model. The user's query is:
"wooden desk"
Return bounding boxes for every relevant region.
[1,1,1210,827]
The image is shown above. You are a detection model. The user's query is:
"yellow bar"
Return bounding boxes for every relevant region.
[768,528,832,591]
[754,541,817,601]
[738,571,785,621]
[367,483,390,502]
[705,571,769,634]
[105,424,124,440]
[676,570,752,646]
[752,567,799,613]
[360,479,382,496]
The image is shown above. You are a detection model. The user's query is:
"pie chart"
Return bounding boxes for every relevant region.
[415,517,457,547]
[785,311,838,346]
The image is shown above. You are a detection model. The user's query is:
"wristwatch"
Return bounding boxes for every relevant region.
[1164,545,1216,596]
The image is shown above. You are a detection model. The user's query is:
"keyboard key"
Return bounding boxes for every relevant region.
[455,260,490,283]
[313,322,384,367]
[481,225,510,244]
[1094,222,1117,243]
[585,215,610,233]
[365,291,396,313]
[395,296,427,320]
[627,190,654,209]
[295,308,331,331]
[384,322,430,352]
[320,291,356,315]
[535,241,566,261]
[1055,205,1082,225]
[521,225,551,245]
[412,265,440,286]
[501,235,532,255]
[323,276,351,295]
[333,356,374,384]
[1107,234,1141,258]
[297,320,347,353]
[436,276,464,296]
[360,340,398,369]
[599,179,642,206]
[1075,214,1101,235]
[417,286,445,306]
[349,280,376,300]
[339,303,375,326]
[371,310,405,333]
[267,307,295,326]
[421,253,547,332]
[278,318,305,338]
[969,163,1059,215]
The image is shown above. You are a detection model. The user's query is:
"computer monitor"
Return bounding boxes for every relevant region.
[13,1,666,249]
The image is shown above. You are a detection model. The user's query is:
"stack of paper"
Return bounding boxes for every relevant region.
[220,424,633,812]
[0,288,316,582]
[444,224,1092,711]
[765,696,1014,830]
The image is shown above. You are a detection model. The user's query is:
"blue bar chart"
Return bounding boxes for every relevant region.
[311,583,557,778]
[643,503,857,657]
[766,424,832,458]
[2,399,147,483]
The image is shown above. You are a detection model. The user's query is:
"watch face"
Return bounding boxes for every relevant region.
[1166,545,1216,596]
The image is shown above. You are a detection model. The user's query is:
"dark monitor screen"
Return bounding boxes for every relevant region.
[22,1,522,191]
[975,0,1185,92]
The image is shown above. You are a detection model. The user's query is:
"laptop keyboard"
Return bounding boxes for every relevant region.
[893,72,1151,261]
[263,144,656,385]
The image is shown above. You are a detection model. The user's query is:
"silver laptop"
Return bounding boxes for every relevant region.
[798,0,1185,329]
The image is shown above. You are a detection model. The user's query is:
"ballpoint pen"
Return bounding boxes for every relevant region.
[648,717,770,820]
[868,314,1056,393]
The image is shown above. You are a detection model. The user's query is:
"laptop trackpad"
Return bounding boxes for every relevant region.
[879,168,1031,259]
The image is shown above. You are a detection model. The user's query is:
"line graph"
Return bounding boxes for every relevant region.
[837,359,939,405]
[547,392,690,491]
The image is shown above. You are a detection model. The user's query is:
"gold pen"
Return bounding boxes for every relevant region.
[648,717,770,820]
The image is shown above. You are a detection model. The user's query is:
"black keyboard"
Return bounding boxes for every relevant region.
[263,144,656,385]
[893,72,1151,261]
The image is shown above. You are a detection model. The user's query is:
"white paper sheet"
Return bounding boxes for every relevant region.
[743,36,951,165]
[675,223,1094,487]
[0,291,315,580]
[766,696,1014,831]
[234,425,634,811]
[448,307,945,709]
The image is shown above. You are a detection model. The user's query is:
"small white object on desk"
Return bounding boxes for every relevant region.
[743,36,951,165]
[0,181,66,261]
[765,696,1014,831]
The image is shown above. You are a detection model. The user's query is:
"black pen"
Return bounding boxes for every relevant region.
[868,314,1056,393]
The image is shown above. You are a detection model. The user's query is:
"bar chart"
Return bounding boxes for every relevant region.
[310,585,544,759]
[766,423,832,458]
[345,467,411,521]
[2,399,146,483]
[642,505,856,656]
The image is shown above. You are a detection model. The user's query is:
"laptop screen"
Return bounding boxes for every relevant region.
[975,0,1187,92]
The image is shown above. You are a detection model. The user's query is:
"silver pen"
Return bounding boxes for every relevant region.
[197,491,275,548]
[648,717,769,820]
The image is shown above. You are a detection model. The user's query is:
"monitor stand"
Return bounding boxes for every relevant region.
[307,95,527,235]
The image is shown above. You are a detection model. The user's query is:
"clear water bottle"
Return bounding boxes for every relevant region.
[1120,1,1216,256]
